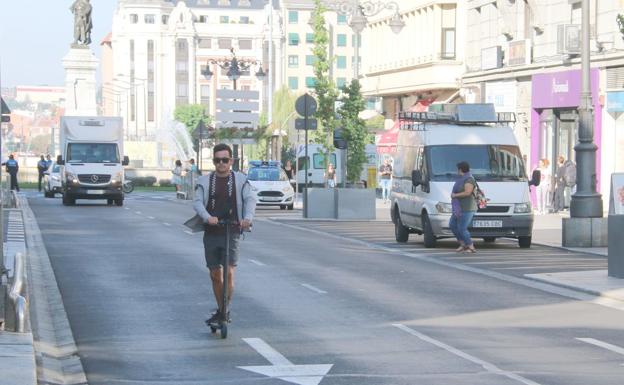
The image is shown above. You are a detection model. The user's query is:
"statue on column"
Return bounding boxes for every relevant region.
[70,0,93,47]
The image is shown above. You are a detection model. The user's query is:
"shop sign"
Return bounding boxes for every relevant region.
[507,40,531,66]
[607,91,624,112]
[481,46,503,71]
[485,81,517,112]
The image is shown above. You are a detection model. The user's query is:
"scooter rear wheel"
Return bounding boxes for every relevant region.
[220,323,228,339]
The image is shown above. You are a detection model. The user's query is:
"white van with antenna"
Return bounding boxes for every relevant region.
[390,104,540,248]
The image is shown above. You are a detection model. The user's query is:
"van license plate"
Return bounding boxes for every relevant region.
[472,220,503,228]
[87,190,105,195]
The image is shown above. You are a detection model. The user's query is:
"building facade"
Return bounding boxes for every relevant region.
[280,0,357,94]
[463,0,624,209]
[107,0,281,141]
[360,0,466,119]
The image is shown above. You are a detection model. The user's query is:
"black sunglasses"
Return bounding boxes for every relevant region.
[213,157,231,164]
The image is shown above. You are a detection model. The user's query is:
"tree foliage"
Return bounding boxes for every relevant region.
[338,80,373,184]
[173,104,211,136]
[311,0,337,167]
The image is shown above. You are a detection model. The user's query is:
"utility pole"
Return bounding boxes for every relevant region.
[570,0,602,218]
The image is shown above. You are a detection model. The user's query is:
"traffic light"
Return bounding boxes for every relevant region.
[333,128,347,149]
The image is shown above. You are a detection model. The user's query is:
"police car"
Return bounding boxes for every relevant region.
[247,161,295,210]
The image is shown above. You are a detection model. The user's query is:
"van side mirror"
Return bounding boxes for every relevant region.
[412,170,423,187]
[122,156,130,166]
[56,155,65,166]
[529,169,541,187]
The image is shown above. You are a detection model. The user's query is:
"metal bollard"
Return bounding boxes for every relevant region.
[5,252,28,332]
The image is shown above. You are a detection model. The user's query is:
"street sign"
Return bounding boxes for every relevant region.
[215,89,260,129]
[295,94,317,117]
[295,118,317,130]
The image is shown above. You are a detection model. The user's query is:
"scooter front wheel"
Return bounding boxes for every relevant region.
[220,323,228,339]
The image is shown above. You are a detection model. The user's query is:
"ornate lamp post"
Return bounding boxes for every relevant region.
[201,48,266,90]
[320,1,405,79]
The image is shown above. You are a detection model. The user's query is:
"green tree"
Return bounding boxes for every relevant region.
[311,0,337,168]
[173,104,211,136]
[338,80,373,184]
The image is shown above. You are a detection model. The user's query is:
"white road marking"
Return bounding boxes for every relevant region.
[134,211,142,215]
[239,338,333,385]
[147,216,155,220]
[162,222,171,226]
[124,207,130,210]
[301,283,327,294]
[249,259,266,266]
[393,324,542,385]
[184,230,194,235]
[577,338,624,358]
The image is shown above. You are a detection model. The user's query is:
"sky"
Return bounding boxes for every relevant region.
[0,0,116,88]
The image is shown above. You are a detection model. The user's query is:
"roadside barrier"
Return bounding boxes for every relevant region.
[4,252,28,332]
[178,171,197,201]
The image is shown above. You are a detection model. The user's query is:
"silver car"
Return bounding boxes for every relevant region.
[43,163,63,198]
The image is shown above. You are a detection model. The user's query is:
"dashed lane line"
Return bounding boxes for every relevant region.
[249,259,266,266]
[576,338,624,360]
[301,283,327,294]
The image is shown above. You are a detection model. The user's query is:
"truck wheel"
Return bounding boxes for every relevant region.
[115,199,124,207]
[518,236,532,248]
[394,209,409,243]
[62,193,74,206]
[422,213,437,248]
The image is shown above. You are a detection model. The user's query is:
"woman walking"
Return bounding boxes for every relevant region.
[449,161,477,253]
[325,163,337,188]
[536,158,552,214]
[172,159,183,192]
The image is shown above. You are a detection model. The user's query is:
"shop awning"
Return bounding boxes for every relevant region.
[376,120,399,154]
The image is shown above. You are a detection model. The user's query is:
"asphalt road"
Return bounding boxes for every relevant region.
[27,191,624,385]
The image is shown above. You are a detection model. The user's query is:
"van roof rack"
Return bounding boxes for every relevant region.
[398,103,516,130]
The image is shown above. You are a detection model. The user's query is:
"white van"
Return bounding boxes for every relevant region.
[296,144,377,187]
[390,104,540,248]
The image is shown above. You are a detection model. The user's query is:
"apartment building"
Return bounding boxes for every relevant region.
[280,0,357,94]
[106,0,281,143]
[360,0,466,119]
[463,0,624,207]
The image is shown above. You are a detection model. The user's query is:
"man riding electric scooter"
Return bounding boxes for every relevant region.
[192,143,256,334]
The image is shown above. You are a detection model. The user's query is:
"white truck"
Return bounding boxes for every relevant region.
[57,116,129,206]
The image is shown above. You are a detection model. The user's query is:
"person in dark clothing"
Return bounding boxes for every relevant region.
[4,155,20,191]
[553,156,566,212]
[37,155,48,192]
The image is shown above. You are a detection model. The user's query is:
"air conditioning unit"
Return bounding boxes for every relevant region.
[557,24,581,54]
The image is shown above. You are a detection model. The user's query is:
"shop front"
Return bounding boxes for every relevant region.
[531,69,603,202]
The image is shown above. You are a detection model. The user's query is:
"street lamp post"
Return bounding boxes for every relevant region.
[322,0,405,79]
[570,0,602,218]
[202,48,267,169]
[114,76,147,140]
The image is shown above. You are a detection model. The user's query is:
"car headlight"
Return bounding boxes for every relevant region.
[282,186,292,193]
[111,171,123,184]
[66,172,78,184]
[251,186,258,192]
[514,202,532,213]
[435,202,453,214]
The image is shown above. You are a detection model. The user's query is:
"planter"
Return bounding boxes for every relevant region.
[335,188,376,220]
[305,188,336,218]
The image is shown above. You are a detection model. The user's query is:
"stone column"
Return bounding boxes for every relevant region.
[63,48,99,116]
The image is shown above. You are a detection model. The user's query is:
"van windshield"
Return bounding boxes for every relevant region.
[67,143,120,163]
[428,145,527,182]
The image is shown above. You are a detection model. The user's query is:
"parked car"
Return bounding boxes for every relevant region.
[391,104,540,248]
[248,161,295,210]
[43,162,63,198]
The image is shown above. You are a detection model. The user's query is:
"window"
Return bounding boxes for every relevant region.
[306,55,316,66]
[177,84,188,97]
[336,34,347,47]
[338,14,347,24]
[313,153,337,169]
[162,15,169,24]
[352,56,361,69]
[441,28,456,59]
[288,33,299,46]
[218,0,231,5]
[239,0,251,6]
[176,61,188,72]
[147,40,155,123]
[129,14,138,23]
[336,77,346,88]
[218,38,232,49]
[198,38,211,49]
[306,77,316,88]
[200,85,210,113]
[306,33,314,44]
[336,56,347,69]
[239,39,252,50]
[289,11,298,24]
[144,14,155,24]
[288,77,299,90]
[239,16,250,24]
[288,55,299,68]
[198,15,208,23]
[220,15,229,24]
[352,35,361,48]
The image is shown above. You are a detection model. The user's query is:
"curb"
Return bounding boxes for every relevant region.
[20,195,88,385]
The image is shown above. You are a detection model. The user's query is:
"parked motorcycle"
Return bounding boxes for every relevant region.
[123,179,134,193]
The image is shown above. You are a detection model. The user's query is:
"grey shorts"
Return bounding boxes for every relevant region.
[203,232,240,269]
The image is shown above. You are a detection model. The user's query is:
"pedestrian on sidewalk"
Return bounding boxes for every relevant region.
[379,158,393,203]
[37,155,48,192]
[449,161,477,253]
[553,155,566,213]
[536,158,552,214]
[171,160,183,192]
[192,143,256,325]
[324,163,337,188]
[4,154,20,191]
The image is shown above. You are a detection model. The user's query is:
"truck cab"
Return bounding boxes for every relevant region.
[57,117,129,206]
